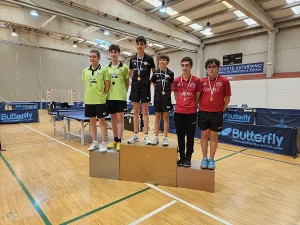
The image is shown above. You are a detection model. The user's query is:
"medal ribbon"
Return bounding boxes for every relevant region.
[208,75,218,100]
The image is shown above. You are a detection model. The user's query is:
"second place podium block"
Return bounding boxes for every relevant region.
[120,142,177,187]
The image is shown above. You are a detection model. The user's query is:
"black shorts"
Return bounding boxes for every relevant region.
[154,102,173,113]
[198,110,223,132]
[129,88,151,103]
[107,100,127,114]
[85,104,107,118]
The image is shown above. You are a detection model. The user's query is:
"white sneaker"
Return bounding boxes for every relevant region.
[151,137,159,145]
[127,134,139,144]
[88,141,99,151]
[99,142,108,152]
[144,135,152,145]
[162,137,169,146]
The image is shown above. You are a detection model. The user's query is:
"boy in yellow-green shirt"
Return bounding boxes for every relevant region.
[82,49,109,152]
[106,44,130,151]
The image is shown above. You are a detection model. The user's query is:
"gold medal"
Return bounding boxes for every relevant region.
[162,91,165,95]
[137,76,141,81]
[210,97,214,101]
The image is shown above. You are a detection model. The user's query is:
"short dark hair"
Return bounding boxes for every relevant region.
[109,44,120,53]
[90,49,100,57]
[205,58,220,69]
[159,54,170,63]
[136,36,147,45]
[181,57,193,67]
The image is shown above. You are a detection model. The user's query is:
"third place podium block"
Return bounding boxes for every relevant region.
[177,160,215,193]
[120,142,177,186]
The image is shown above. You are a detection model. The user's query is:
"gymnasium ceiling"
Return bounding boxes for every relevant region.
[0,0,300,57]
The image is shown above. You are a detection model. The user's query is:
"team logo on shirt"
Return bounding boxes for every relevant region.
[97,72,101,75]
[216,82,222,87]
[177,83,182,87]
[190,83,195,88]
[204,82,208,86]
[119,68,124,72]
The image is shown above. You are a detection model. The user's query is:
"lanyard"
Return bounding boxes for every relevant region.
[136,55,144,76]
[181,75,192,96]
[208,75,218,99]
[160,69,167,91]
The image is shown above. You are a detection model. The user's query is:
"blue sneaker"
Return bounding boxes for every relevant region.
[207,158,216,170]
[200,158,208,169]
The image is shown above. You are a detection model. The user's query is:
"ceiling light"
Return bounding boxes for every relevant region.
[291,5,300,14]
[159,0,166,13]
[200,29,213,36]
[222,1,233,9]
[177,16,191,23]
[166,7,178,16]
[189,23,202,30]
[11,28,18,36]
[243,18,257,25]
[154,43,164,48]
[122,51,132,55]
[144,0,161,7]
[104,30,110,35]
[30,9,39,17]
[286,0,300,3]
[234,10,246,17]
[85,41,97,45]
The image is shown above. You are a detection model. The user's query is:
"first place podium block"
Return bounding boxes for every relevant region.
[89,149,120,180]
[177,160,215,193]
[120,142,177,187]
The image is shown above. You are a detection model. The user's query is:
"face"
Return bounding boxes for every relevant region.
[109,49,120,60]
[159,58,168,69]
[89,52,100,64]
[136,41,146,53]
[181,61,192,74]
[206,62,219,77]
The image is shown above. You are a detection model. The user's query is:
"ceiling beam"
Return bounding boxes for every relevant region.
[177,8,236,28]
[148,0,183,14]
[190,16,248,34]
[275,13,300,23]
[131,0,143,5]
[164,0,221,21]
[265,2,300,13]
[40,15,57,28]
[226,0,274,31]
[3,0,200,51]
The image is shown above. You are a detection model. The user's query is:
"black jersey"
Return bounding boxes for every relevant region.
[151,68,174,103]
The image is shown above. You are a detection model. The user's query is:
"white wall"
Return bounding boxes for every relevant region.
[204,33,269,74]
[275,26,300,73]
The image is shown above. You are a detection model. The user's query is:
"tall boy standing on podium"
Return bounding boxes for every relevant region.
[173,57,201,167]
[151,54,174,146]
[82,49,110,152]
[127,36,156,145]
[198,58,231,170]
[106,44,130,151]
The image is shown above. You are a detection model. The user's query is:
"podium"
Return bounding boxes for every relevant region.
[177,160,215,193]
[120,142,177,186]
[89,149,120,180]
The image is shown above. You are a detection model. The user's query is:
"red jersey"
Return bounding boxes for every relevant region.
[200,75,231,112]
[173,75,201,114]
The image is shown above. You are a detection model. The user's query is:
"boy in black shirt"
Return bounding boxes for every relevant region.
[151,54,174,146]
[127,36,156,145]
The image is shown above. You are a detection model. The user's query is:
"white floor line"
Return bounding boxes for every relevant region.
[146,184,232,225]
[21,124,89,157]
[128,200,177,225]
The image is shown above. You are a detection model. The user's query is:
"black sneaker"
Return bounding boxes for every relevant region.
[177,158,185,166]
[184,158,191,168]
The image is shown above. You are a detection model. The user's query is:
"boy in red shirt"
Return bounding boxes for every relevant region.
[173,57,201,167]
[198,58,231,170]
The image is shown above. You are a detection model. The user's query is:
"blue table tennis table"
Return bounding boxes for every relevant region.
[49,108,133,146]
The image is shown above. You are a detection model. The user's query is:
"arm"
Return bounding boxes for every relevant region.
[125,78,130,91]
[196,92,200,105]
[129,69,133,78]
[223,96,230,111]
[105,80,110,94]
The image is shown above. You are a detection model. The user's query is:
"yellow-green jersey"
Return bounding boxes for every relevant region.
[105,62,129,101]
[82,64,109,104]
